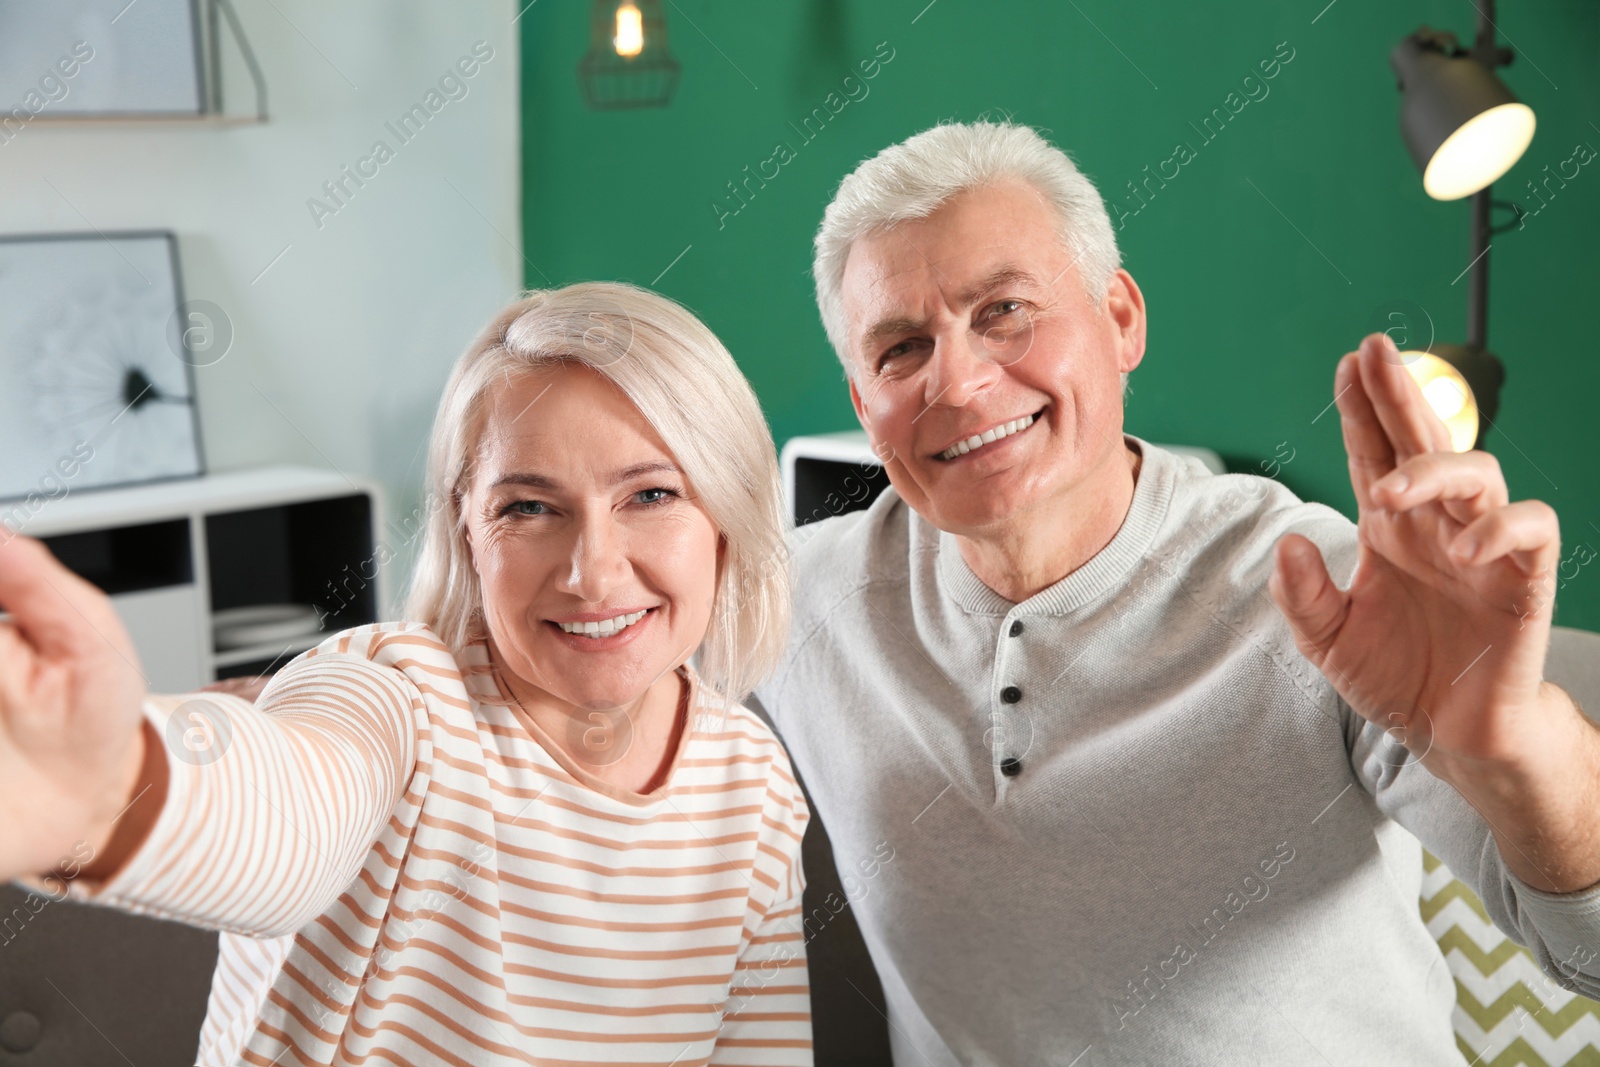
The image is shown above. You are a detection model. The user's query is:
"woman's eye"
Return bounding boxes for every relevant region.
[505,500,546,516]
[634,487,678,506]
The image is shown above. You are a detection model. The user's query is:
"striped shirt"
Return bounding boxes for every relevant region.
[66,623,812,1066]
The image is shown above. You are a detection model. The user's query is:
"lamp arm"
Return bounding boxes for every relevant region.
[1471,0,1515,69]
[1468,187,1491,351]
[1490,199,1527,235]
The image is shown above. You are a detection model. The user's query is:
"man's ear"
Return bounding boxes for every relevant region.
[1104,268,1148,375]
[849,369,900,466]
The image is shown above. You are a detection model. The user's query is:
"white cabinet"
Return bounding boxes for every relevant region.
[109,585,209,692]
[21,466,384,691]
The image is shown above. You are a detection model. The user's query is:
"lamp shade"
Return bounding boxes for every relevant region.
[1390,31,1535,200]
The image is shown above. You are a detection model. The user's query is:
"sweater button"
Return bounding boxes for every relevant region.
[1009,620,1024,637]
[1000,685,1022,704]
[1000,756,1023,777]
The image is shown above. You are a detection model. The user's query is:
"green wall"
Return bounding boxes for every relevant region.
[521,0,1600,628]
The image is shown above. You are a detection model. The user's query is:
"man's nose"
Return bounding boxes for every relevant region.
[924,328,1003,409]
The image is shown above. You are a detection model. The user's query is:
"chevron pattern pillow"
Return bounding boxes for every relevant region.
[1424,851,1600,1066]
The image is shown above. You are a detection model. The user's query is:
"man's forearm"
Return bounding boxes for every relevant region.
[1431,683,1600,894]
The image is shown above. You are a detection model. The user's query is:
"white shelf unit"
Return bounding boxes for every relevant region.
[21,466,383,693]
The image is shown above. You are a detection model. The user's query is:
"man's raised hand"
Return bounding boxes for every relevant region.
[1269,333,1600,893]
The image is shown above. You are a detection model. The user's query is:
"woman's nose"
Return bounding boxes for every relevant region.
[553,515,628,602]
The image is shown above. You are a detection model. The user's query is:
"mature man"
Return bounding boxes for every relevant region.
[752,121,1600,1064]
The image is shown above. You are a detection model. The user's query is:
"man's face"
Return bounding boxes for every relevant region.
[842,180,1146,535]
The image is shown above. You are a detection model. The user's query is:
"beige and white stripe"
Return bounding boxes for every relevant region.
[64,623,811,1066]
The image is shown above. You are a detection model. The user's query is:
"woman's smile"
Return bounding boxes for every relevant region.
[544,605,658,650]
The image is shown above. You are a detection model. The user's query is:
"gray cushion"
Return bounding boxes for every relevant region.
[0,886,214,1066]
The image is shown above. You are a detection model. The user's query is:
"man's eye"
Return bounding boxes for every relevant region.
[985,300,1024,320]
[877,339,919,370]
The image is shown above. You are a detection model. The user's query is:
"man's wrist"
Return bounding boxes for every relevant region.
[1428,683,1600,894]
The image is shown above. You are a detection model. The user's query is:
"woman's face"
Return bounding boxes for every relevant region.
[463,363,720,714]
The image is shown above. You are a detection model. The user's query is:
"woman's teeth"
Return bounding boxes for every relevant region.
[939,413,1036,461]
[557,609,649,637]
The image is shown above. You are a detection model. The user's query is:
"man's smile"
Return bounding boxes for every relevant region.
[934,407,1046,461]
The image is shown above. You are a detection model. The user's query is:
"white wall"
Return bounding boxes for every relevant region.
[0,0,524,614]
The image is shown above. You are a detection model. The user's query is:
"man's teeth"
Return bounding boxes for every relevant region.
[557,609,649,637]
[939,413,1036,460]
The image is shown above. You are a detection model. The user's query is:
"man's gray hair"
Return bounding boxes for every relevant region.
[812,121,1123,373]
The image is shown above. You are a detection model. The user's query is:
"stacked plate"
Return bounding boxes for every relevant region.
[212,604,324,652]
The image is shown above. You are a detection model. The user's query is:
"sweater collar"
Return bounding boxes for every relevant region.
[931,435,1175,617]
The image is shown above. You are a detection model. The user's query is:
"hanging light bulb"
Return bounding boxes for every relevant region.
[580,0,679,109]
[1399,350,1480,453]
[613,2,644,58]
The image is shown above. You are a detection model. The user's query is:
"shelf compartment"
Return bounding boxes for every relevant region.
[206,493,378,633]
[41,518,193,596]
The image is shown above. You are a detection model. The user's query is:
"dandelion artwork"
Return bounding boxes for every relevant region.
[0,232,203,501]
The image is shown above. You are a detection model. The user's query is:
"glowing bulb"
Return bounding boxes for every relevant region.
[1421,376,1467,420]
[1423,102,1536,201]
[614,2,644,57]
[1400,350,1479,452]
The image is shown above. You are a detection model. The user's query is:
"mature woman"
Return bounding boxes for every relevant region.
[0,283,812,1065]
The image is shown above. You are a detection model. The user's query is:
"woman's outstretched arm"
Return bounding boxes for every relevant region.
[2,535,418,936]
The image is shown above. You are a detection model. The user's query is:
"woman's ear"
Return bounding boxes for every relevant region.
[459,496,481,575]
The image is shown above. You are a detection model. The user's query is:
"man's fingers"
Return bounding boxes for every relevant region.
[1370,451,1510,520]
[1359,334,1453,459]
[1336,349,1396,512]
[1269,534,1349,658]
[1449,500,1561,574]
[0,536,124,662]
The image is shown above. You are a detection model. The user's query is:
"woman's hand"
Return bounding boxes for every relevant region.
[0,535,150,881]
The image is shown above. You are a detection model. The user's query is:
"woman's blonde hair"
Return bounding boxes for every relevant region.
[406,282,790,706]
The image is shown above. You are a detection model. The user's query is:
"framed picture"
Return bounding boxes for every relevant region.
[0,0,204,117]
[0,231,205,501]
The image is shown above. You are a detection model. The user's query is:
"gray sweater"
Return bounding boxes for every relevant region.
[753,437,1600,1066]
